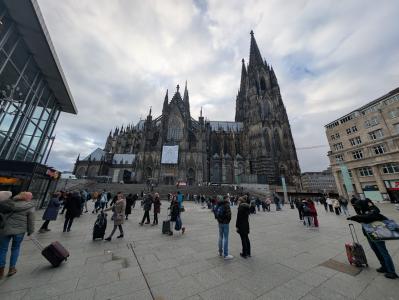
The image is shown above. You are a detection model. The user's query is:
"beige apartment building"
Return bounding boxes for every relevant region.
[301,167,337,193]
[325,87,399,202]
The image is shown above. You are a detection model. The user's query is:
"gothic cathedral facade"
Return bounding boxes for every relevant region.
[74,32,301,187]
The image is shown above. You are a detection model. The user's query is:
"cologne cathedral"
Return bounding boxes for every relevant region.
[74,31,301,186]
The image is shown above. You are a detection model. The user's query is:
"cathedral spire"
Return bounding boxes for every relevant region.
[249,30,263,67]
[270,66,278,86]
[183,80,189,103]
[240,58,247,91]
[163,89,169,112]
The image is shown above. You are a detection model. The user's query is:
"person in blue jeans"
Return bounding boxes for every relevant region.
[0,191,35,279]
[347,199,398,279]
[215,196,233,260]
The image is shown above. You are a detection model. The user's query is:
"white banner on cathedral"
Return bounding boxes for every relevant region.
[161,145,179,164]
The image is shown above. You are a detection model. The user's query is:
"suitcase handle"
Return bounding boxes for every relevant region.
[349,223,359,243]
[30,236,44,251]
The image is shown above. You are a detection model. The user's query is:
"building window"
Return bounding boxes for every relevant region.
[346,128,351,134]
[333,142,344,151]
[359,167,373,177]
[394,123,399,134]
[349,136,362,146]
[373,144,385,155]
[365,117,379,128]
[382,163,399,174]
[369,129,384,140]
[331,135,335,141]
[335,154,344,162]
[335,133,340,139]
[352,150,363,160]
[389,109,399,119]
[348,170,352,178]
[352,126,358,132]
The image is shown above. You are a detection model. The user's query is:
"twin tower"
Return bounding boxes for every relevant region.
[74,31,301,187]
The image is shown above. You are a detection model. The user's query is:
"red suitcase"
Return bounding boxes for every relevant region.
[32,238,69,267]
[346,224,368,267]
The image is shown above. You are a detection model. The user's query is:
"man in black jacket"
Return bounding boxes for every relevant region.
[215,196,233,260]
[347,199,398,279]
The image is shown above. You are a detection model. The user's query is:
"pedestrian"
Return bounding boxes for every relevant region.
[302,200,312,227]
[104,193,126,241]
[59,191,67,214]
[351,195,361,215]
[132,193,138,208]
[308,199,318,227]
[0,191,35,278]
[255,197,261,212]
[125,193,134,220]
[140,193,153,225]
[273,193,281,211]
[92,192,100,213]
[215,196,233,260]
[265,197,271,212]
[333,198,341,215]
[295,198,304,220]
[63,191,81,232]
[169,196,185,235]
[320,196,328,212]
[236,197,251,258]
[249,198,256,214]
[83,189,90,213]
[347,199,398,279]
[177,191,184,210]
[100,190,108,210]
[152,192,161,226]
[326,197,334,213]
[39,192,60,233]
[339,196,350,216]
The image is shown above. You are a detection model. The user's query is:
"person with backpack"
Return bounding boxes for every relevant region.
[347,199,398,279]
[100,190,108,210]
[0,192,35,278]
[169,197,185,235]
[39,192,61,233]
[215,196,233,260]
[236,197,251,258]
[333,198,341,215]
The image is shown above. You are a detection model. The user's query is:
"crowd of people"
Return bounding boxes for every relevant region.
[0,188,398,281]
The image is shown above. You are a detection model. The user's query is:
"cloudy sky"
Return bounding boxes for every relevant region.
[37,0,399,172]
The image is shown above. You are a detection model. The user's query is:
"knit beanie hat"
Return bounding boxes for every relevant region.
[0,191,12,201]
[13,191,33,201]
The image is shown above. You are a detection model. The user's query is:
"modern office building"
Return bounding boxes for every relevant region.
[301,167,337,193]
[0,0,77,206]
[325,87,399,202]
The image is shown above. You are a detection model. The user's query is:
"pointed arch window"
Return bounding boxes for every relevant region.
[260,77,266,91]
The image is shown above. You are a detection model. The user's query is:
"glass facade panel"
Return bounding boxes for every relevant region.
[11,39,29,71]
[14,144,27,161]
[3,29,18,54]
[23,60,38,84]
[0,14,12,43]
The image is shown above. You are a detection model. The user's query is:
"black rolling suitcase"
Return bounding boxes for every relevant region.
[162,208,171,234]
[32,238,69,267]
[93,212,107,240]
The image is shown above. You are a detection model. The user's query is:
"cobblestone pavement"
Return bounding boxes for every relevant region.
[0,201,398,300]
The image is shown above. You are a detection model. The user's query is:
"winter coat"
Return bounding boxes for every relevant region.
[143,195,153,211]
[236,202,250,234]
[0,198,35,236]
[64,193,82,219]
[302,202,311,216]
[107,199,126,225]
[216,200,232,224]
[170,201,180,222]
[153,196,161,214]
[308,201,317,217]
[42,197,60,221]
[125,195,134,215]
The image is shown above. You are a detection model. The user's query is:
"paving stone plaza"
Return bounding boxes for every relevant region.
[0,200,398,300]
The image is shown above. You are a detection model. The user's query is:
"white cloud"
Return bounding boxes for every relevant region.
[38,0,399,172]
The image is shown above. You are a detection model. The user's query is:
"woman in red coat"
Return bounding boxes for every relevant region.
[307,199,318,227]
[152,193,161,225]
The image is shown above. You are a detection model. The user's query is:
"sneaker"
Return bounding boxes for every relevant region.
[240,253,247,259]
[117,234,124,239]
[38,228,46,233]
[377,267,387,273]
[45,228,51,232]
[384,273,399,279]
[182,227,186,234]
[218,252,223,257]
[105,237,111,241]
[224,255,234,260]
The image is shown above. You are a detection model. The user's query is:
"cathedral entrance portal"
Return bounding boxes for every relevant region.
[145,167,152,179]
[187,168,195,186]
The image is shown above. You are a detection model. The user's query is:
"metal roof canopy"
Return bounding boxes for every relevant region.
[3,0,77,114]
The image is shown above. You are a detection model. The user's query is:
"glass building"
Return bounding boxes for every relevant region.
[0,0,77,206]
